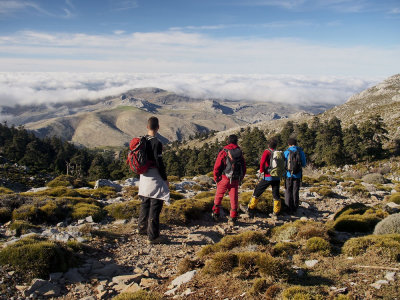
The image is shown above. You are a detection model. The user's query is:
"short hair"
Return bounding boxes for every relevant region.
[268,138,278,149]
[147,116,159,130]
[287,137,297,146]
[228,134,238,145]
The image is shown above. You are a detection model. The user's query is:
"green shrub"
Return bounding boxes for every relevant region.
[302,176,318,187]
[241,181,256,190]
[310,187,335,197]
[239,191,273,214]
[374,213,400,235]
[333,214,381,233]
[160,197,213,225]
[362,173,385,184]
[203,252,238,275]
[257,254,290,280]
[194,191,215,199]
[282,286,324,300]
[0,187,13,194]
[78,186,117,199]
[0,207,12,223]
[272,220,328,242]
[39,199,71,223]
[112,291,162,300]
[347,185,370,197]
[10,221,40,236]
[177,258,199,275]
[333,203,368,220]
[47,175,75,187]
[105,200,141,220]
[0,237,78,280]
[249,278,268,296]
[167,175,180,182]
[272,242,299,257]
[305,237,331,256]
[389,193,400,204]
[170,190,185,200]
[71,203,104,222]
[199,231,269,257]
[12,204,46,224]
[246,168,257,175]
[342,234,400,261]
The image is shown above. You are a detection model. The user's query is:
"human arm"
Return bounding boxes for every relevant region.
[301,149,307,167]
[155,141,168,181]
[259,150,270,174]
[213,150,226,183]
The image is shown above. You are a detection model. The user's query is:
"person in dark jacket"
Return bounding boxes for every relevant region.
[240,138,282,216]
[284,138,306,214]
[212,135,246,225]
[138,116,170,244]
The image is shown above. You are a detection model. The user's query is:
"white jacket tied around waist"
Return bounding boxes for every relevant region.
[138,168,170,202]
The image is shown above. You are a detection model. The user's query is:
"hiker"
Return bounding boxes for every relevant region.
[284,138,306,214]
[137,116,170,244]
[212,134,246,225]
[241,138,285,217]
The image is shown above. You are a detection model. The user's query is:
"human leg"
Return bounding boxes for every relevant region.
[212,177,228,217]
[293,178,301,210]
[148,198,164,241]
[285,177,295,212]
[138,196,150,234]
[248,180,270,209]
[228,181,239,219]
[271,180,281,214]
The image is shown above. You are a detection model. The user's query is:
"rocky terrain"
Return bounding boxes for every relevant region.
[0,88,333,148]
[1,158,400,299]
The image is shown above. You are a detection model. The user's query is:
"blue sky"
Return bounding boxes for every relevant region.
[0,0,399,106]
[0,0,399,76]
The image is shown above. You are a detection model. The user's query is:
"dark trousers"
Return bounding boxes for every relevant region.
[138,196,164,241]
[285,177,301,212]
[253,179,280,200]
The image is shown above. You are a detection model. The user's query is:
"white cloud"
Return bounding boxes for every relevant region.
[0,72,378,109]
[0,30,399,77]
[0,0,75,18]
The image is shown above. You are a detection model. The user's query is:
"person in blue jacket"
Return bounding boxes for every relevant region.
[284,138,306,213]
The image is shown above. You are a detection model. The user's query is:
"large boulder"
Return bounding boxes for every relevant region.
[94,179,122,192]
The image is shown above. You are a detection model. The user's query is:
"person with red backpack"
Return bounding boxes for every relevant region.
[212,134,246,225]
[240,138,284,217]
[137,116,170,244]
[284,138,306,214]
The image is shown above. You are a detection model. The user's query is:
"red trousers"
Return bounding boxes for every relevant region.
[212,176,239,218]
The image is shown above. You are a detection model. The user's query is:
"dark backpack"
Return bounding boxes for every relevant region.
[126,136,154,174]
[287,149,302,175]
[223,148,244,182]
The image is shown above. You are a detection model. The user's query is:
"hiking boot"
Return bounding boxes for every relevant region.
[239,204,249,214]
[148,236,169,245]
[211,212,220,221]
[228,217,237,226]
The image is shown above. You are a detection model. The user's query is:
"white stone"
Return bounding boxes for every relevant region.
[94,179,122,192]
[305,260,319,268]
[165,287,178,296]
[385,272,396,281]
[170,270,197,289]
[85,216,94,223]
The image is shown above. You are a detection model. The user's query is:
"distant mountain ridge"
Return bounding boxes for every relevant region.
[0,88,333,148]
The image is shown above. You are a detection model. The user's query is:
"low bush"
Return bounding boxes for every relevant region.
[39,199,71,223]
[362,173,385,184]
[46,175,75,187]
[388,193,400,204]
[112,290,162,300]
[194,191,215,199]
[78,186,117,199]
[241,181,256,190]
[199,231,269,257]
[167,175,180,182]
[10,220,40,236]
[347,185,370,197]
[305,237,331,256]
[12,204,46,224]
[105,200,141,220]
[374,213,400,235]
[71,203,104,222]
[342,234,400,261]
[170,190,185,201]
[0,207,12,223]
[177,258,200,275]
[203,252,238,275]
[333,203,368,220]
[0,236,78,280]
[309,187,335,198]
[160,197,214,225]
[302,176,318,187]
[0,187,13,194]
[282,286,324,300]
[239,191,273,214]
[272,242,299,257]
[272,220,328,242]
[333,214,382,233]
[249,278,268,296]
[375,184,392,192]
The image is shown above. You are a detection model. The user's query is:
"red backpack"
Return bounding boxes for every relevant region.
[126,136,154,174]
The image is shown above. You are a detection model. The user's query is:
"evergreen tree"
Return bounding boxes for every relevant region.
[359,115,388,160]
[343,124,363,163]
[314,117,344,166]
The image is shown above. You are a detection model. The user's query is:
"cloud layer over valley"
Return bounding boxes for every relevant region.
[0,72,377,109]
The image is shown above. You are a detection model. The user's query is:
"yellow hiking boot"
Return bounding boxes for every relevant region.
[248,196,258,210]
[273,199,281,215]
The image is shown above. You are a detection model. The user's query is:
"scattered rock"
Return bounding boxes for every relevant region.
[370,280,389,289]
[140,278,159,288]
[385,272,396,281]
[305,260,319,268]
[25,278,60,297]
[95,179,122,192]
[63,268,85,283]
[168,270,197,290]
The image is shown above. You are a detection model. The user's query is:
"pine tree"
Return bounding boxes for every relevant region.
[314,117,344,166]
[359,115,388,160]
[343,124,362,163]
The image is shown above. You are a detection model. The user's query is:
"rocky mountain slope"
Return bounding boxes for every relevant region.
[0,88,332,148]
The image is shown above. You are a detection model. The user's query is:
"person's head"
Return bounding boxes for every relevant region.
[227,134,238,145]
[268,138,278,149]
[287,137,297,146]
[147,116,159,131]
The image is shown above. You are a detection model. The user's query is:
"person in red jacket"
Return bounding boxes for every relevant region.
[240,138,283,217]
[212,134,246,225]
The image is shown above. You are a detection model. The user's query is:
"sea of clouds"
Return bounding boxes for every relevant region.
[0,72,378,109]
